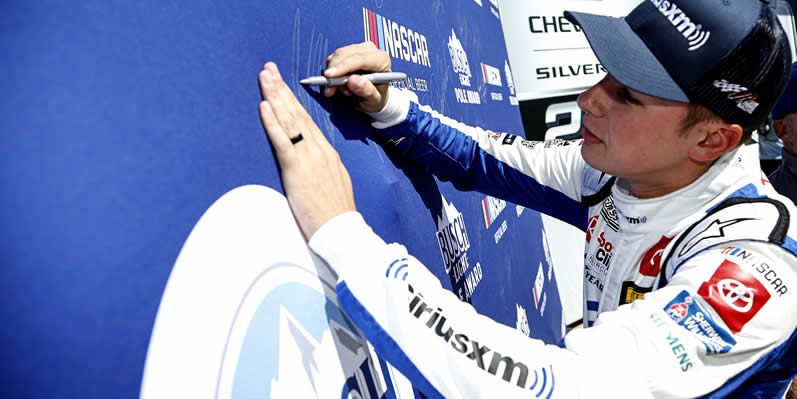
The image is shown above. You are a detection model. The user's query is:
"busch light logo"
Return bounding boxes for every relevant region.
[448,31,480,104]
[436,195,483,301]
[664,290,736,355]
[448,30,472,87]
[437,194,471,278]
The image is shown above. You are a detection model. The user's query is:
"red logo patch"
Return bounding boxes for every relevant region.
[639,236,673,277]
[586,215,599,243]
[697,260,770,333]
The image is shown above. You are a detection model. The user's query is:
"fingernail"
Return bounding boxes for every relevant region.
[262,70,273,87]
[325,67,337,76]
[324,87,333,96]
[266,64,280,79]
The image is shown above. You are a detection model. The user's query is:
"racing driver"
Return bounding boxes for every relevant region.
[257,0,797,397]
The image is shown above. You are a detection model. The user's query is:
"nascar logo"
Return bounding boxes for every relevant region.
[362,8,431,67]
[481,63,502,87]
[481,196,506,229]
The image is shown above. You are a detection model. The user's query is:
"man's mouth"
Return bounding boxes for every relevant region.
[582,126,602,144]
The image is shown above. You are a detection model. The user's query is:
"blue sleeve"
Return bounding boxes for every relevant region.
[374,101,590,230]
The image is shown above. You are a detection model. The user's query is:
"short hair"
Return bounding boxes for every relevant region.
[680,103,753,148]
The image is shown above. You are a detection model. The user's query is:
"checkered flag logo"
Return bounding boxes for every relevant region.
[713,79,748,94]
[712,79,760,115]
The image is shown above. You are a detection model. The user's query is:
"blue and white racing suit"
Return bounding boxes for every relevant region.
[308,88,797,398]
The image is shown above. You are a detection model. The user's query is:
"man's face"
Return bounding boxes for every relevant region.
[773,112,797,155]
[577,75,697,186]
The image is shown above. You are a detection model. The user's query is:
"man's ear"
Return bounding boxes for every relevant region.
[772,118,786,140]
[689,123,743,163]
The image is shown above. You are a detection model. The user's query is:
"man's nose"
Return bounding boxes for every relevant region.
[577,78,608,118]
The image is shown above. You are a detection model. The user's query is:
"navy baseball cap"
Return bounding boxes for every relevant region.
[565,0,792,131]
[772,61,797,120]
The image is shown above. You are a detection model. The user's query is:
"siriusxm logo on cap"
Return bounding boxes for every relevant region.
[649,0,710,51]
[566,0,791,131]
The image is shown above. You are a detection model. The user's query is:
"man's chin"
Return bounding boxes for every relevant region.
[580,145,613,176]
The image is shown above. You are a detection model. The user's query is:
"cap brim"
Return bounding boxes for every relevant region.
[565,11,690,103]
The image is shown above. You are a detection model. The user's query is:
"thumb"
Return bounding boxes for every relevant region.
[348,75,387,113]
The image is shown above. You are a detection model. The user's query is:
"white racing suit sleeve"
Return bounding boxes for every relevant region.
[311,214,797,398]
[309,212,653,398]
[366,87,596,230]
[566,240,797,398]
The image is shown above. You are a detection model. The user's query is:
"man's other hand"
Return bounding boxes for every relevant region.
[324,42,392,113]
[259,62,357,240]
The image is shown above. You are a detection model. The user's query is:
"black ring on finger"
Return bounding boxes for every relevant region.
[290,133,304,145]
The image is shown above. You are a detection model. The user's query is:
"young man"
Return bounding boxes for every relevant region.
[258,0,797,397]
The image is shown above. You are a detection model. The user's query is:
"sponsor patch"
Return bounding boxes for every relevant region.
[649,312,695,372]
[697,260,771,333]
[639,236,673,278]
[619,281,650,305]
[713,79,760,115]
[502,134,518,145]
[664,290,737,354]
[585,215,599,243]
[599,196,619,232]
[586,230,614,276]
[719,247,789,297]
[543,138,572,148]
[624,215,647,224]
[408,284,555,394]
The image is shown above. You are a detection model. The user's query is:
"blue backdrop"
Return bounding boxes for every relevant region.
[1,1,564,397]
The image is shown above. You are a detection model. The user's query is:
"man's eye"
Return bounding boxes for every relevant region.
[621,88,641,105]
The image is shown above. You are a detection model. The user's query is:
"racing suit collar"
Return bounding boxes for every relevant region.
[610,147,748,234]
